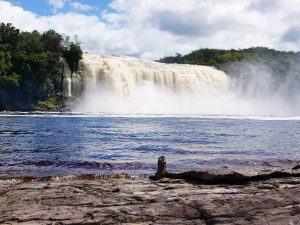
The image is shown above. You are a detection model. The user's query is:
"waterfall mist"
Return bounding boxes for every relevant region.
[72,53,300,116]
[226,60,300,116]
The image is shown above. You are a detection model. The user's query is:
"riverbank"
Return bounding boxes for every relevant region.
[1,168,300,225]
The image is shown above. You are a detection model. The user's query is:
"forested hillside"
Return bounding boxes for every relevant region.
[0,23,82,111]
[158,47,300,80]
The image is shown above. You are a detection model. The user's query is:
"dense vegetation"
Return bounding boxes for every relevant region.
[158,47,300,80]
[0,23,83,111]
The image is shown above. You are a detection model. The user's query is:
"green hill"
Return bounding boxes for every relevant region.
[0,23,82,111]
[158,47,300,80]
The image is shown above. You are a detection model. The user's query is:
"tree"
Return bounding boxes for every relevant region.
[0,23,20,47]
[64,42,83,76]
[41,30,64,54]
[0,73,20,89]
[0,51,12,75]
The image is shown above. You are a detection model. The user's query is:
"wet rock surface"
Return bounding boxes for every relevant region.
[0,169,300,225]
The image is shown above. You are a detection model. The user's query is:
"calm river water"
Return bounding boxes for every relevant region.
[0,113,299,177]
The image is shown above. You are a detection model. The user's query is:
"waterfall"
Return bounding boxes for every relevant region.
[71,53,300,116]
[62,59,73,97]
[63,58,85,98]
[80,53,229,98]
[66,77,72,97]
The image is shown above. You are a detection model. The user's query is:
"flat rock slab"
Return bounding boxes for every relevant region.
[0,175,300,225]
[163,168,300,184]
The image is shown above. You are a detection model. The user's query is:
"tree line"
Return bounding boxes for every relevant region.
[158,47,300,80]
[0,23,83,111]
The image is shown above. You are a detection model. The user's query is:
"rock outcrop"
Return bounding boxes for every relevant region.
[153,156,300,184]
[1,158,300,224]
[0,169,300,224]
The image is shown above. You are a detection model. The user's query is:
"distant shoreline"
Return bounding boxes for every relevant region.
[1,111,300,120]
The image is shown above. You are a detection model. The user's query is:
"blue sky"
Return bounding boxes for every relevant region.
[1,0,300,59]
[10,0,112,15]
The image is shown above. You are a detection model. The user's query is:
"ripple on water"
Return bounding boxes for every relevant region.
[0,115,299,177]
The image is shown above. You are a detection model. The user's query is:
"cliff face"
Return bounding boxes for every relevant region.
[62,59,85,98]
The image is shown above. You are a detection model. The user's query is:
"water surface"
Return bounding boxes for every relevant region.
[0,113,299,177]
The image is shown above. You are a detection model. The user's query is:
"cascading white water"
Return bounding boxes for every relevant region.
[66,77,72,97]
[80,53,229,97]
[72,53,300,116]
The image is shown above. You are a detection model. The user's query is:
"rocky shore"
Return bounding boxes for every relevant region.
[1,166,300,225]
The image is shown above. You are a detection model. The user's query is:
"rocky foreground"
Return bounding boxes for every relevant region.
[1,167,300,225]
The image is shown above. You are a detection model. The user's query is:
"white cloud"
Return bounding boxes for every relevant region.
[69,2,93,11]
[48,0,67,12]
[1,0,300,59]
[47,0,94,12]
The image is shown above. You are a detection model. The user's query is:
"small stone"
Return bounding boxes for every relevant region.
[112,188,120,193]
[292,165,300,170]
[156,156,167,179]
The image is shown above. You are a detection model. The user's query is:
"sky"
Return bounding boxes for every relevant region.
[1,0,300,59]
